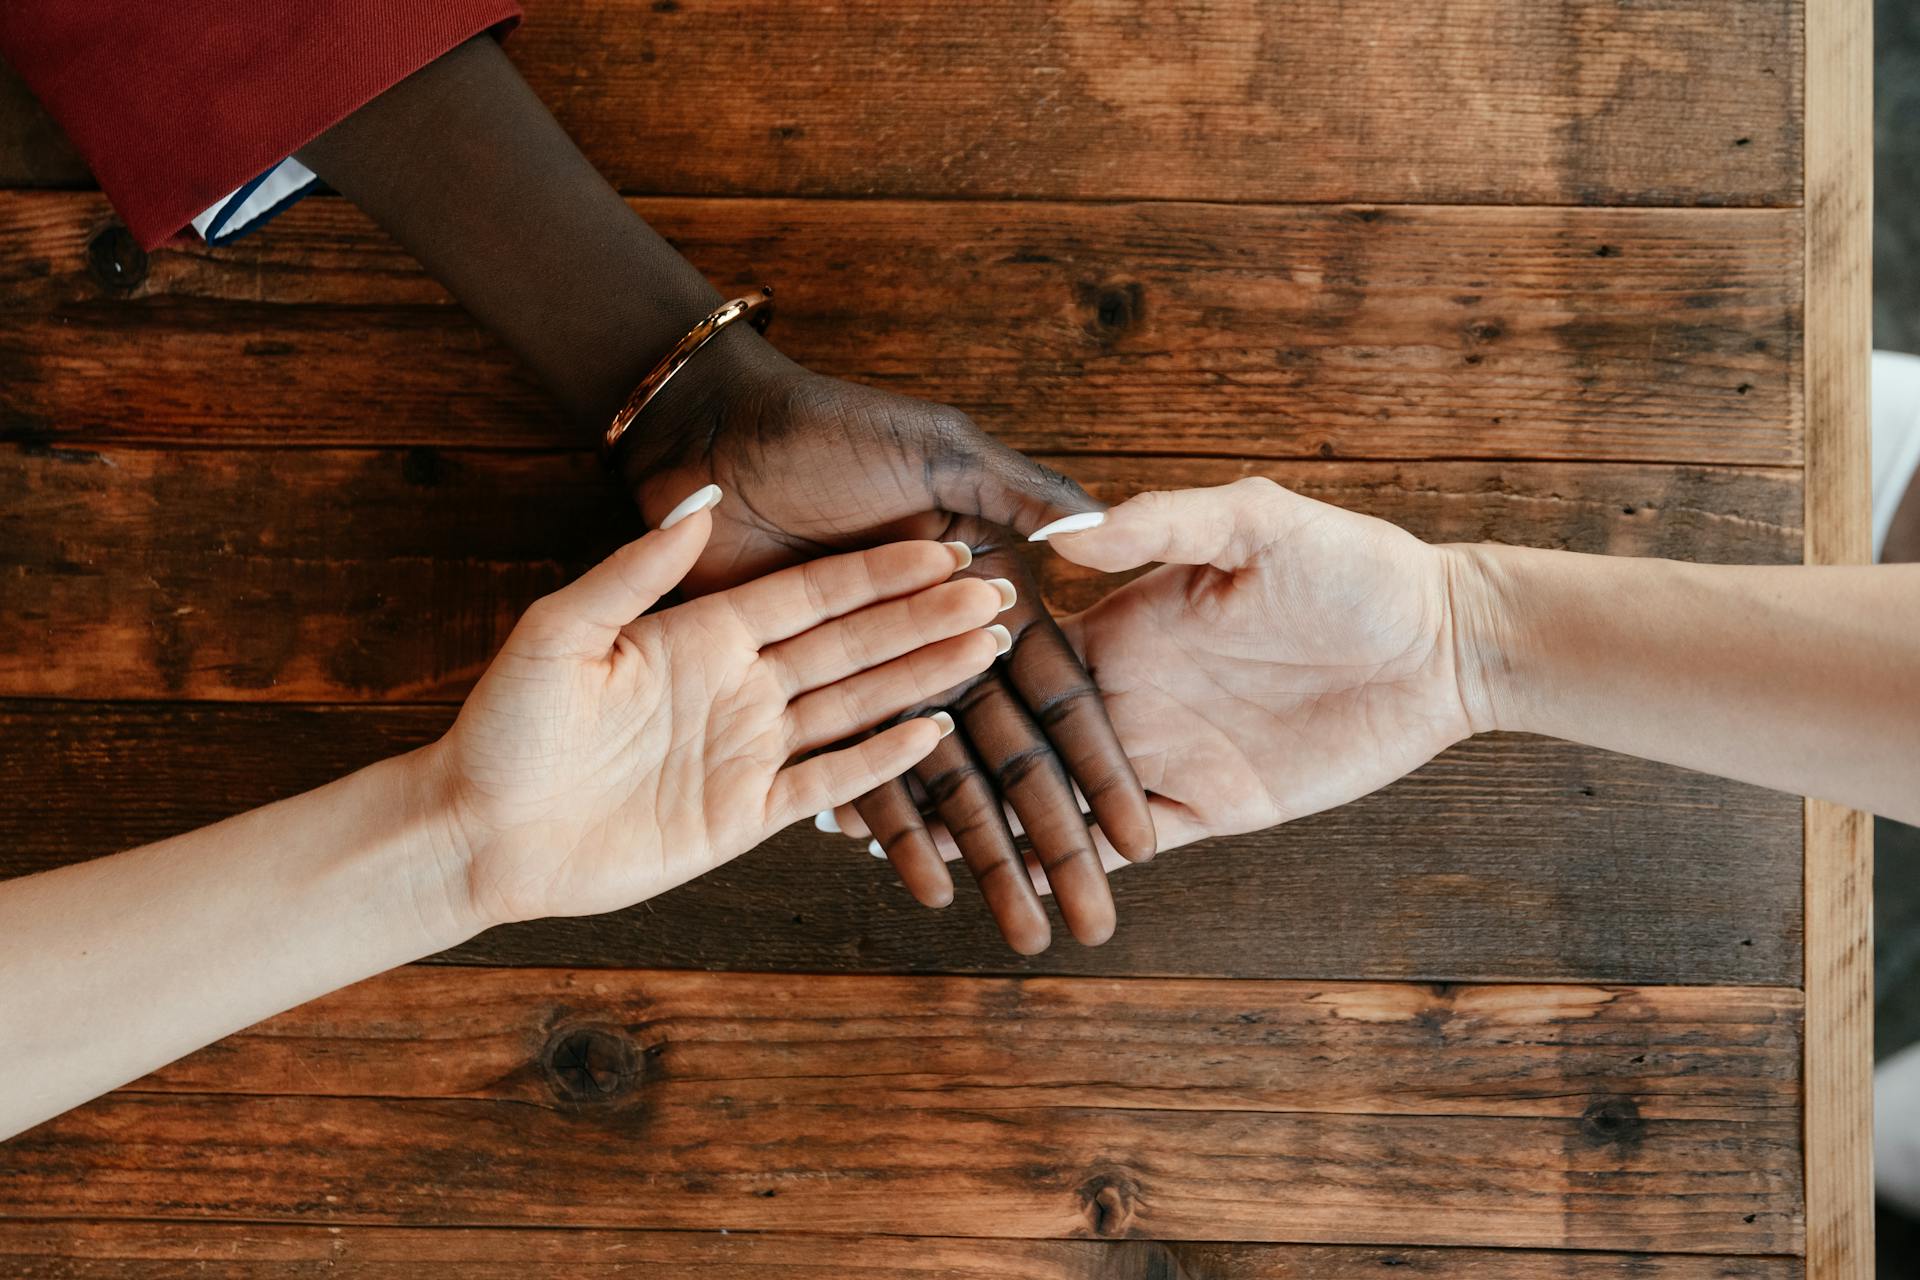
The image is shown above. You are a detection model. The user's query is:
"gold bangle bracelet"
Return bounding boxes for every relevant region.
[602,285,775,465]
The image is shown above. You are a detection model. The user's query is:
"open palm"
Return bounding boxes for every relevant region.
[433,494,1005,926]
[835,478,1477,879]
[1060,479,1472,850]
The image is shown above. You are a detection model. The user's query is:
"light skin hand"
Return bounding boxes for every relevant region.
[842,474,1920,890]
[1048,477,1474,850]
[832,477,1474,873]
[431,494,1011,927]
[0,496,1003,1139]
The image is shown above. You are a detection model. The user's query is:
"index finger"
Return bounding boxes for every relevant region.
[722,540,974,646]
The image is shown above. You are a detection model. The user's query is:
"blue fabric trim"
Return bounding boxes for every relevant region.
[205,177,322,247]
[201,168,276,242]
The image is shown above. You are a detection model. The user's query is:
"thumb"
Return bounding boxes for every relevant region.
[933,434,1104,538]
[1040,477,1288,573]
[542,484,720,642]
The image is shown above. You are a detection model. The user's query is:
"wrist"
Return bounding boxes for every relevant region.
[614,323,807,503]
[1441,542,1534,737]
[390,742,498,945]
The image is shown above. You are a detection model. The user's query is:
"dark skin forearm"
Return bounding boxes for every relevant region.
[296,34,755,429]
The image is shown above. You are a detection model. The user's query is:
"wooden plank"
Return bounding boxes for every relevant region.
[0,967,1804,1253]
[0,704,1804,985]
[0,1,1803,208]
[0,1223,1808,1279]
[503,0,1801,207]
[0,445,627,702]
[0,194,1804,464]
[1800,0,1876,1273]
[124,967,1806,1121]
[0,448,1805,702]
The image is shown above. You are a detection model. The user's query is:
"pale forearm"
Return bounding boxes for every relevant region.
[0,749,476,1140]
[1454,547,1920,823]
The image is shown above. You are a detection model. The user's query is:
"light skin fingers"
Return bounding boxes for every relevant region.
[768,718,947,830]
[763,576,1011,697]
[724,539,974,647]
[1041,478,1285,574]
[784,631,998,755]
[531,507,714,653]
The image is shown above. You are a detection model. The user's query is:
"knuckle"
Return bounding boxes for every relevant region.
[950,812,1011,848]
[875,821,925,848]
[970,856,1025,889]
[924,406,980,456]
[1129,488,1180,521]
[1029,681,1105,733]
[951,681,1000,718]
[992,744,1058,793]
[1038,841,1097,873]
[798,565,836,622]
[920,764,981,811]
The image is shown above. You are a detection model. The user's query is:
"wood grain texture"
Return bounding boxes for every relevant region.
[0,967,1804,1252]
[507,0,1801,208]
[124,967,1807,1121]
[0,194,1804,463]
[0,701,1803,985]
[0,1,1803,207]
[1801,0,1876,1273]
[0,448,1804,702]
[0,1223,1809,1280]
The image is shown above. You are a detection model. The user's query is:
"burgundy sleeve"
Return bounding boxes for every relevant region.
[0,0,522,249]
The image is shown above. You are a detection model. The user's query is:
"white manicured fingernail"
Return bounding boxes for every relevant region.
[660,483,723,529]
[942,541,973,569]
[929,710,956,738]
[868,839,888,859]
[986,623,1013,656]
[1028,511,1106,542]
[985,578,1017,611]
[814,810,841,833]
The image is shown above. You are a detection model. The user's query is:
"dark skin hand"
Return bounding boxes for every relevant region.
[296,35,1155,951]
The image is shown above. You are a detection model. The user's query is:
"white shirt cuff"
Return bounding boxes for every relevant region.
[189,157,321,245]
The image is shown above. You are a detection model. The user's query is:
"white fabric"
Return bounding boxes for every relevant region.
[188,157,319,244]
[1880,1041,1920,1214]
[1872,350,1920,561]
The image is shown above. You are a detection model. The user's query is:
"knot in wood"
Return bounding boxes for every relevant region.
[543,1027,641,1105]
[1076,1167,1142,1238]
[1079,280,1143,340]
[1578,1095,1647,1147]
[87,224,147,293]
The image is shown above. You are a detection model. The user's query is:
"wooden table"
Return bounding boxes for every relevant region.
[0,1,1875,1274]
